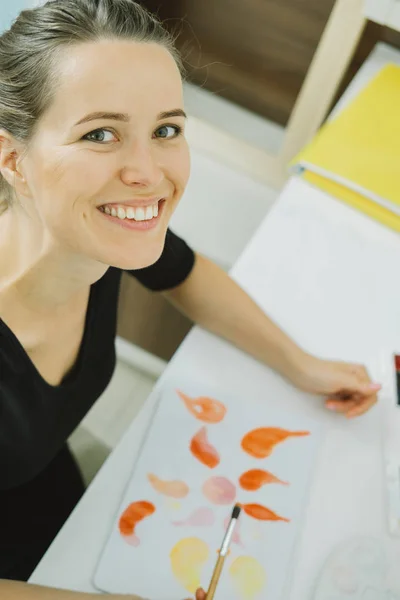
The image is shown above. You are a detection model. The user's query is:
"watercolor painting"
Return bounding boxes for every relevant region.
[178,390,227,423]
[229,556,267,600]
[118,501,155,547]
[94,383,320,600]
[147,473,189,498]
[239,468,288,490]
[190,427,220,468]
[241,427,310,459]
[170,537,210,593]
[202,476,236,505]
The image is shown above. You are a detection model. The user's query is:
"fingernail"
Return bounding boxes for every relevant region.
[326,404,337,411]
[369,383,381,390]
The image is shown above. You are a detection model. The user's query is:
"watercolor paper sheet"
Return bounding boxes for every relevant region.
[93,382,321,600]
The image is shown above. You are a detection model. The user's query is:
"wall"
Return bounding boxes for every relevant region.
[141,0,400,127]
[0,1,33,31]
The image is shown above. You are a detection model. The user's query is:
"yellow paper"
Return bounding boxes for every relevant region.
[291,64,400,233]
[304,172,400,233]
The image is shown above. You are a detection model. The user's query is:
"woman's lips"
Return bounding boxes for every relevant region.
[97,199,165,231]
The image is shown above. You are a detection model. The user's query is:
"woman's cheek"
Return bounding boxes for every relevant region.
[176,141,191,188]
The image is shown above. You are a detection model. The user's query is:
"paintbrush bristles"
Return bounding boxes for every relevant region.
[232,504,241,520]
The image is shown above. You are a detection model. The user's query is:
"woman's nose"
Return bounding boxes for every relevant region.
[120,141,164,189]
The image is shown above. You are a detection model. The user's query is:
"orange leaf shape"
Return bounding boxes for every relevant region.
[190,427,220,468]
[239,469,288,491]
[119,500,155,536]
[147,473,189,498]
[178,390,227,424]
[242,503,290,522]
[241,427,310,458]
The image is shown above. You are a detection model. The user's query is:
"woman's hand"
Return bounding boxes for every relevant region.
[292,354,381,418]
[185,589,206,600]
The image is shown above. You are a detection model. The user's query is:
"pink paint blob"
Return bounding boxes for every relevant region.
[173,507,215,527]
[122,533,140,547]
[202,476,236,505]
[224,516,244,547]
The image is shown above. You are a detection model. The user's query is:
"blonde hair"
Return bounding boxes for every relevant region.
[0,0,184,212]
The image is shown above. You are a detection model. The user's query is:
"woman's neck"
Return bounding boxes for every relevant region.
[0,205,108,313]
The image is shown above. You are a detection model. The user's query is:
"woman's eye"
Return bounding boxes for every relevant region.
[82,128,117,143]
[154,124,182,139]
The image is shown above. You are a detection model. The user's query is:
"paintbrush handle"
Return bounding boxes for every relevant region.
[206,554,225,600]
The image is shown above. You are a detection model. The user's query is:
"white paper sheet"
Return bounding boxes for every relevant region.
[94,381,321,600]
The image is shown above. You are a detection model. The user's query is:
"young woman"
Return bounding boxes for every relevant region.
[0,0,380,597]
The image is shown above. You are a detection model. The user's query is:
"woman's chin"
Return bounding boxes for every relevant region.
[101,242,165,271]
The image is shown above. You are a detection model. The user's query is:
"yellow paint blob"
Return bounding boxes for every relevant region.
[229,556,266,600]
[170,537,209,593]
[165,498,181,511]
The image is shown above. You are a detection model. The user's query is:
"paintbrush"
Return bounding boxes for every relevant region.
[205,504,242,600]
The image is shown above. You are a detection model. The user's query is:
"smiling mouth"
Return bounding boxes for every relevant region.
[98,199,164,222]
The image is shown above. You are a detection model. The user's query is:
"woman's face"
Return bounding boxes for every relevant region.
[19,40,190,270]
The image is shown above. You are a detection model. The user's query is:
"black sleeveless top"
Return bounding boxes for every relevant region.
[0,229,195,490]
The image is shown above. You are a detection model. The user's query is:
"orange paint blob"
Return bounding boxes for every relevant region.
[190,427,220,468]
[118,500,155,543]
[177,390,227,423]
[242,503,290,522]
[241,427,310,458]
[147,473,189,498]
[239,468,288,491]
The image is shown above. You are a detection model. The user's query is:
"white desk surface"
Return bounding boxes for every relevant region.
[30,43,400,597]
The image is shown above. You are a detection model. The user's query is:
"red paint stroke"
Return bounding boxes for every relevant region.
[239,468,288,491]
[177,390,227,424]
[242,503,290,523]
[241,427,310,459]
[202,476,236,505]
[190,427,220,468]
[119,500,155,545]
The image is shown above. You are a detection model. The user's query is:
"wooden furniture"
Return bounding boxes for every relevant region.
[149,0,400,187]
[280,0,400,164]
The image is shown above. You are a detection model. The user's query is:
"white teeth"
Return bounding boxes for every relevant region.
[102,201,160,221]
[135,207,146,221]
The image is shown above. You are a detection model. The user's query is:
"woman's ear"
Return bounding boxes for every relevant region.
[0,129,30,196]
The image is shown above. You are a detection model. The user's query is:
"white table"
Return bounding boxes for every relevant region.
[30,45,400,598]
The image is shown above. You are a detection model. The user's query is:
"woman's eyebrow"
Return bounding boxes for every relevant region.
[159,109,187,120]
[74,108,187,127]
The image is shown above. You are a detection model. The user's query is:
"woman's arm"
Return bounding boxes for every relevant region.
[0,580,143,600]
[164,253,381,417]
[164,253,309,385]
[0,581,206,600]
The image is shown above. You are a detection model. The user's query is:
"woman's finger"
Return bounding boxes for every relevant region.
[326,388,379,416]
[195,587,206,600]
[325,398,358,413]
[346,395,378,418]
